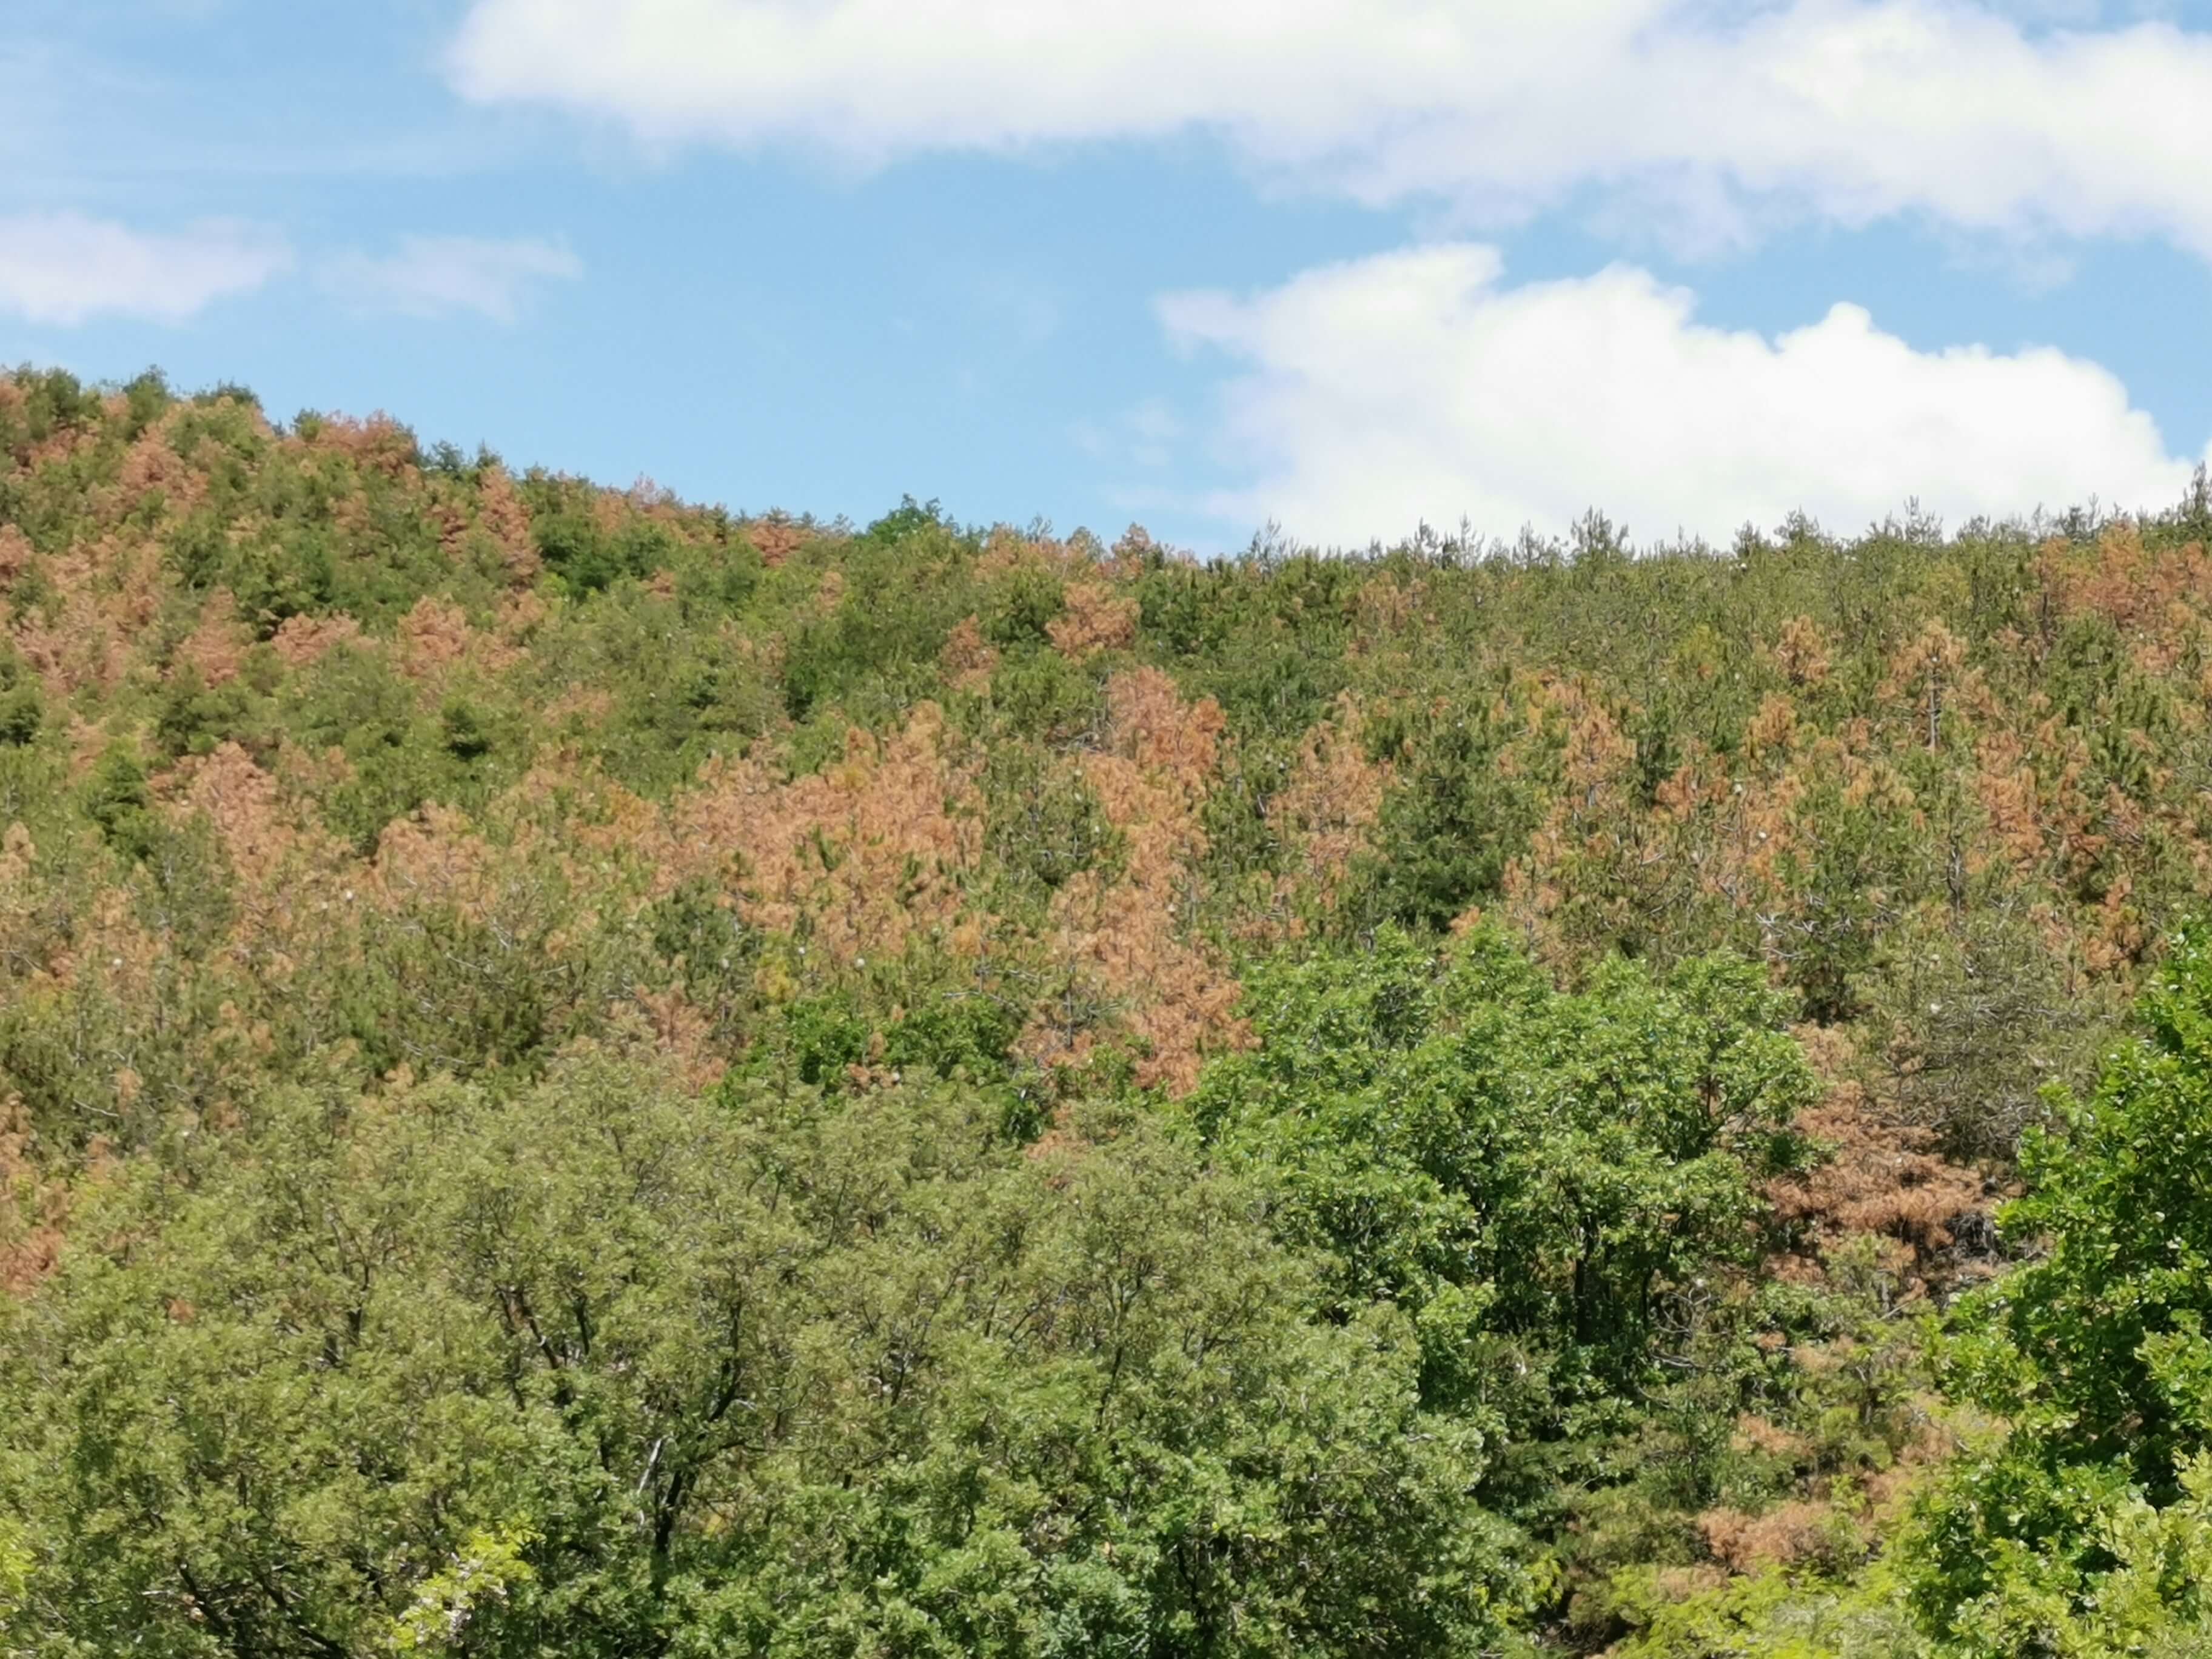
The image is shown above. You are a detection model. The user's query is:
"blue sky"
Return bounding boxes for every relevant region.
[5,1,2212,552]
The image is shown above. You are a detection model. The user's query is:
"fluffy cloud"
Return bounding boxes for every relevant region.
[0,212,289,326]
[1156,243,2205,545]
[319,235,582,323]
[447,0,2212,258]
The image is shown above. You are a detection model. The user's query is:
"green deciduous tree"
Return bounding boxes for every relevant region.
[0,1062,1526,1657]
[1906,926,2212,1652]
[1185,929,1816,1527]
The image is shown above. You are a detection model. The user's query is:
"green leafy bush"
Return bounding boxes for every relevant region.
[1905,927,2212,1651]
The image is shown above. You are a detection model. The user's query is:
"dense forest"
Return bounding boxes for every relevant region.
[7,363,2212,1655]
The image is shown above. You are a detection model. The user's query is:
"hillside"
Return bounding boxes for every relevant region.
[7,364,2212,1654]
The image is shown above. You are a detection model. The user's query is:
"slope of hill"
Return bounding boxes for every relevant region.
[7,365,2212,1654]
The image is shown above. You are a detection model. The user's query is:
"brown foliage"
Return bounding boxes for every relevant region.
[304,412,420,481]
[1731,1414,1811,1461]
[1743,692,1800,763]
[1882,618,1974,751]
[1105,665,1224,799]
[1768,615,1833,688]
[1350,574,1432,650]
[1766,1063,1990,1290]
[745,515,807,569]
[163,743,329,896]
[649,705,982,970]
[1252,698,1389,930]
[172,588,250,688]
[633,984,727,1090]
[940,614,999,693]
[9,536,161,694]
[494,588,550,642]
[1047,580,1139,659]
[2040,525,2212,651]
[269,612,364,668]
[1972,728,2046,873]
[0,823,59,991]
[370,803,499,916]
[114,418,210,521]
[475,464,540,583]
[1,1093,64,1295]
[1697,1501,1851,1574]
[1024,669,1248,1093]
[0,525,34,586]
[395,596,520,684]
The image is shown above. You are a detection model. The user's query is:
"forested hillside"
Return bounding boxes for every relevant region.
[7,364,2212,1655]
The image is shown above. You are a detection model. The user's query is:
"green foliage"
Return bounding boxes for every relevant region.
[1858,902,2114,1161]
[1957,930,2212,1479]
[0,1513,35,1657]
[535,509,675,595]
[980,564,1064,648]
[338,860,637,1079]
[1905,1455,2212,1658]
[980,745,1121,905]
[1187,930,1817,1507]
[529,592,776,794]
[129,810,240,960]
[80,745,155,856]
[1903,927,2212,1652]
[777,990,874,1086]
[0,648,42,747]
[1769,779,1888,1024]
[778,531,975,723]
[982,644,1104,745]
[153,659,278,760]
[388,1524,539,1655]
[0,1067,1527,1657]
[0,369,100,475]
[288,646,517,850]
[1607,1563,1929,1658]
[862,493,953,548]
[643,878,760,1049]
[1352,694,1541,930]
[25,366,2212,1654]
[880,990,1024,1082]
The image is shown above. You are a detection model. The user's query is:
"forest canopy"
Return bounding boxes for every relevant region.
[7,364,2212,1654]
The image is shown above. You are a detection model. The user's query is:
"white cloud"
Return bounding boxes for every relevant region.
[0,212,289,326]
[447,0,2212,260]
[320,235,581,324]
[1156,243,2207,545]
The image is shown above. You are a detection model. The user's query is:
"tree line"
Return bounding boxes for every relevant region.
[7,364,2212,1652]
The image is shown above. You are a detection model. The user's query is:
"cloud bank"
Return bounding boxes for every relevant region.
[0,212,290,326]
[1157,244,2206,546]
[320,235,581,324]
[448,0,2212,258]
